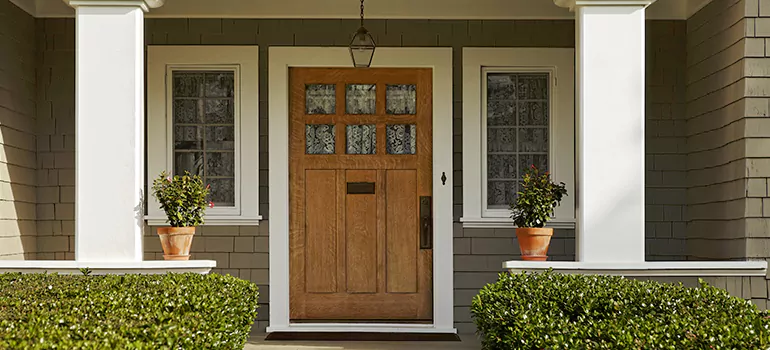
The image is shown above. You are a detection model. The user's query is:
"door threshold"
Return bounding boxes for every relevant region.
[265,332,461,341]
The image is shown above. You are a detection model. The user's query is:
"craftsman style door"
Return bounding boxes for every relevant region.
[289,68,433,322]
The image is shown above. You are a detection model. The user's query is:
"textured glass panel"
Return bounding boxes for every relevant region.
[518,102,548,126]
[205,99,234,124]
[386,124,416,154]
[487,128,516,153]
[346,124,376,154]
[173,73,202,97]
[205,126,235,150]
[174,126,203,150]
[488,154,516,180]
[306,84,336,115]
[205,72,234,97]
[306,124,336,154]
[517,74,549,100]
[346,84,376,114]
[173,99,201,124]
[487,181,517,208]
[386,84,416,115]
[487,100,516,126]
[518,128,548,153]
[206,152,235,177]
[487,74,516,100]
[174,152,203,176]
[518,154,548,178]
[207,177,235,206]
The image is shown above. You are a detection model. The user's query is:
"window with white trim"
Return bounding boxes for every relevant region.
[462,48,575,228]
[146,46,260,225]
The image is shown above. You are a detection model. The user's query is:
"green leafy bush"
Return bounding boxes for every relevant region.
[472,271,770,349]
[510,165,567,228]
[0,272,259,349]
[151,170,212,227]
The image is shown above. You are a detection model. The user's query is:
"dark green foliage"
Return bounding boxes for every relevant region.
[472,271,770,349]
[151,170,212,227]
[510,165,567,228]
[0,273,259,349]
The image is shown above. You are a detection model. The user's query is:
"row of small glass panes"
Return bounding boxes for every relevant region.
[306,84,417,115]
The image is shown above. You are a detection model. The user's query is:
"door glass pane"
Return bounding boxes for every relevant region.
[346,84,376,114]
[306,124,336,154]
[346,124,376,154]
[306,84,336,115]
[386,84,416,115]
[172,71,236,207]
[386,124,416,154]
[486,72,550,209]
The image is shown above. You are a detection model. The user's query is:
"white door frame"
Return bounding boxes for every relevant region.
[267,47,455,334]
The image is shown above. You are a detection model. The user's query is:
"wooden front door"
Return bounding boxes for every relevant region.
[289,68,433,322]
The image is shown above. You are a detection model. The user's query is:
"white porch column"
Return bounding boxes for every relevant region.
[65,0,164,262]
[555,0,654,263]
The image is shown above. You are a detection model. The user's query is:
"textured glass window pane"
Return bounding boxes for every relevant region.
[386,84,416,115]
[207,177,235,206]
[386,124,416,154]
[518,154,548,178]
[306,84,336,115]
[205,99,234,124]
[488,154,516,180]
[172,70,237,207]
[205,126,235,150]
[346,84,376,114]
[487,100,516,126]
[306,124,336,154]
[518,102,548,126]
[487,75,516,100]
[486,72,550,207]
[488,181,517,208]
[174,126,203,150]
[173,73,202,97]
[518,128,548,153]
[173,99,201,124]
[517,74,549,100]
[205,72,234,97]
[206,152,235,177]
[487,128,516,153]
[174,152,203,176]
[346,125,376,154]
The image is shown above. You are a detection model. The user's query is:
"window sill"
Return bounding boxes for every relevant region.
[460,217,575,229]
[145,216,262,226]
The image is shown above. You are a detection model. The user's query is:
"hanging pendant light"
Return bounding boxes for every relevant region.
[349,0,376,68]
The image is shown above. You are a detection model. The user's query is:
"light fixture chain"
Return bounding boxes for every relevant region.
[360,0,365,27]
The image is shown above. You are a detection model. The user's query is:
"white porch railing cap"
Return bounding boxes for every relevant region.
[64,0,165,12]
[554,0,656,11]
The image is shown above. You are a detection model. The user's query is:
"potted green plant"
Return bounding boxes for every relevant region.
[510,165,567,261]
[151,171,213,260]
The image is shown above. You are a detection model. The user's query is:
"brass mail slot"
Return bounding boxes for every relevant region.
[347,182,375,194]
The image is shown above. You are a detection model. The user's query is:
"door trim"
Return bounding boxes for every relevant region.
[268,47,455,334]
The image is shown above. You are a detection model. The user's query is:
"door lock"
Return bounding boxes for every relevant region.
[419,196,432,249]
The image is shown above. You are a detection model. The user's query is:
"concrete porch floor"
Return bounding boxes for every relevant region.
[245,335,482,350]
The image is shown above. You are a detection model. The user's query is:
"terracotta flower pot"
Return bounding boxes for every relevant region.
[515,227,553,261]
[157,227,196,260]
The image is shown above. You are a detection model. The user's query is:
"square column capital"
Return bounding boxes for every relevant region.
[64,0,165,12]
[554,0,655,11]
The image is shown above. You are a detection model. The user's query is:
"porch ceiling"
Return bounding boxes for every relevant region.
[22,0,709,20]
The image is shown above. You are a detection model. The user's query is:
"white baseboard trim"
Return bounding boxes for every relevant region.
[503,261,768,277]
[266,323,458,334]
[0,260,216,275]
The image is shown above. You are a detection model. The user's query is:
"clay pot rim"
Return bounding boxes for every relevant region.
[515,227,553,236]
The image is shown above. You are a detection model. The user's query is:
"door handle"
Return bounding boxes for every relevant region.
[419,196,432,249]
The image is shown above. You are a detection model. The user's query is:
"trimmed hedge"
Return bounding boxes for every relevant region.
[472,271,770,349]
[0,272,259,349]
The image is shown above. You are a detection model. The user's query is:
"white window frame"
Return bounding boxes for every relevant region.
[461,48,575,229]
[146,46,261,226]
